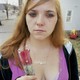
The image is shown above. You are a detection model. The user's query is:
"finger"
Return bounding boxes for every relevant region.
[24,75,37,80]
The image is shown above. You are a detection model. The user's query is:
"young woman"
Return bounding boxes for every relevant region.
[0,0,79,80]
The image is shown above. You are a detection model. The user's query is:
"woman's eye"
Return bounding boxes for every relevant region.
[28,12,37,17]
[46,13,54,18]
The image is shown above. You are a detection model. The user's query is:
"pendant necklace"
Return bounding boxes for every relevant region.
[25,44,51,65]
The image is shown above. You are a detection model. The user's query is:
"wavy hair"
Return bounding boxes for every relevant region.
[0,0,64,68]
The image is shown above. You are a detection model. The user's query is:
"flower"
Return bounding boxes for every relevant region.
[20,49,32,65]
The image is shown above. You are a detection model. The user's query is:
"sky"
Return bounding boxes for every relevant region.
[0,0,18,6]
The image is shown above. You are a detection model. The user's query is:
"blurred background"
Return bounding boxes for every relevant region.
[0,0,80,79]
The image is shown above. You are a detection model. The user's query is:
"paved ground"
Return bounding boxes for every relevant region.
[0,12,17,45]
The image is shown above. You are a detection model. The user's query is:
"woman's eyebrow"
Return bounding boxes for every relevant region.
[46,10,55,13]
[29,10,56,14]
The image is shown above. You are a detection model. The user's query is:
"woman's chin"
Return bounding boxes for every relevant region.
[33,35,47,41]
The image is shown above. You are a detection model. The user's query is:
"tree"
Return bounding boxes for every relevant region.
[3,3,9,19]
[0,21,2,26]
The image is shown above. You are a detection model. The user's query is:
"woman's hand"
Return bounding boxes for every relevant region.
[16,75,37,80]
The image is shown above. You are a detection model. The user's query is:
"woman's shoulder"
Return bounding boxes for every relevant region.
[0,52,9,69]
[0,52,12,80]
[63,38,73,55]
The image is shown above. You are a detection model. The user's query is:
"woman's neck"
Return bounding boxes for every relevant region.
[27,36,52,49]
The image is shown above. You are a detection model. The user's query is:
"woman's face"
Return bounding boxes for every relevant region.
[26,1,58,40]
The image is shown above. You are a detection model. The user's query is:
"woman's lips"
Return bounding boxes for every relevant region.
[34,29,46,32]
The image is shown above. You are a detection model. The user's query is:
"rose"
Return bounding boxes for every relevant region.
[20,49,32,65]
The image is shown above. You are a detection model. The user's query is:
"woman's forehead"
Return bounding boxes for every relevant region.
[32,2,55,10]
[28,0,55,8]
[27,0,57,14]
[26,0,56,13]
[32,0,49,2]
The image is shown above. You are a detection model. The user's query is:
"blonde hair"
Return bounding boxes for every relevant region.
[0,0,64,68]
[50,0,64,47]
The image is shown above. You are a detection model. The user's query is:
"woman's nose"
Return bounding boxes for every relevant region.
[36,15,45,27]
